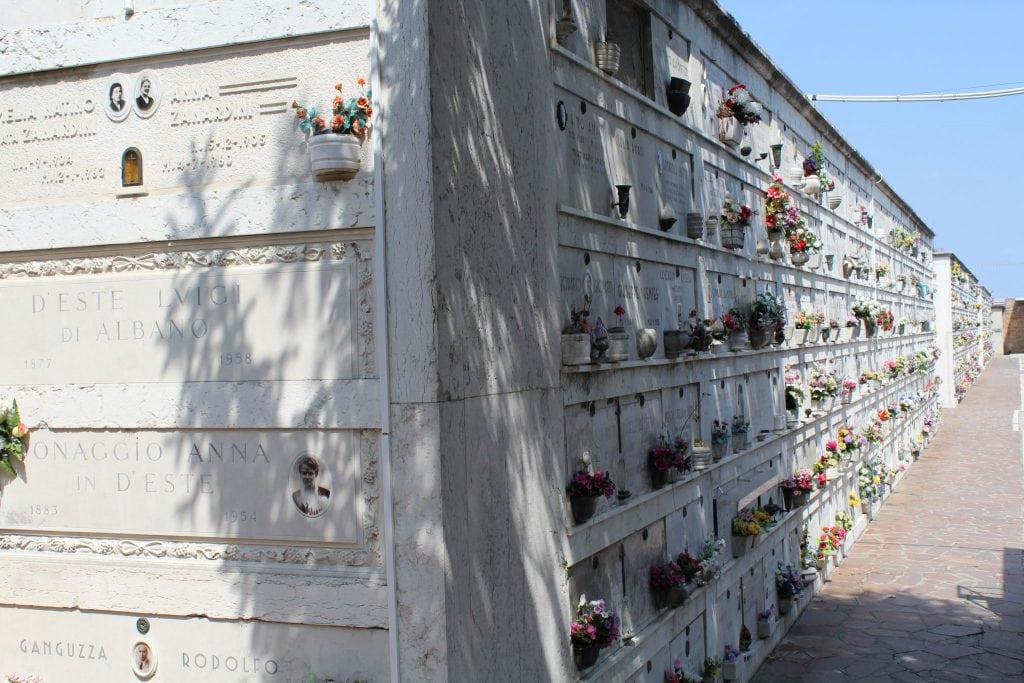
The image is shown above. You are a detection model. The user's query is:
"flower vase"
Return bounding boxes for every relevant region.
[840,391,853,405]
[686,213,704,239]
[828,195,842,210]
[570,496,598,525]
[801,174,821,198]
[663,329,685,360]
[723,661,738,681]
[691,446,712,470]
[781,486,794,511]
[711,438,730,462]
[635,328,658,359]
[791,490,809,508]
[720,224,745,249]
[731,430,749,453]
[561,333,591,365]
[807,252,822,270]
[728,329,749,351]
[308,133,362,179]
[778,596,793,616]
[573,641,601,671]
[669,583,688,607]
[731,534,752,558]
[717,116,744,147]
[769,238,786,260]
[652,586,671,610]
[605,329,629,362]
[594,41,621,76]
[649,465,669,490]
[791,250,809,267]
[666,77,692,117]
[793,328,809,345]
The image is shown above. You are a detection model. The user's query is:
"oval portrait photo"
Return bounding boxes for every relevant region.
[105,74,131,122]
[133,71,161,118]
[290,453,333,518]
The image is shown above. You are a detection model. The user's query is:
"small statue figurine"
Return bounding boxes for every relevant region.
[591,317,610,362]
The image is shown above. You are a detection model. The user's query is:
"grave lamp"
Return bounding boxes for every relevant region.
[770,144,783,169]
[612,185,631,218]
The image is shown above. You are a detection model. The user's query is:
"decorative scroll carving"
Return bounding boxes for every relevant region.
[0,242,360,280]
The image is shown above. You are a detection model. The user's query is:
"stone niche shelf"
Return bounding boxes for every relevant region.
[561,333,934,407]
[557,206,934,303]
[579,504,807,682]
[565,370,934,564]
[575,396,935,682]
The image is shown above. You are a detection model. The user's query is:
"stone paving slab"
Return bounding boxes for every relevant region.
[753,355,1024,682]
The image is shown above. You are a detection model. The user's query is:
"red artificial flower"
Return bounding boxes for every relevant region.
[614,306,625,316]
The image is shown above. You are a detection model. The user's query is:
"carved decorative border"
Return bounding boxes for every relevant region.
[0,432,382,568]
[0,242,381,567]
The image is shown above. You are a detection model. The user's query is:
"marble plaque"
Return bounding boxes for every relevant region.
[0,35,372,204]
[0,430,361,544]
[618,393,662,496]
[0,606,387,681]
[557,92,658,226]
[564,400,620,479]
[0,254,361,384]
[657,148,693,221]
[618,259,669,337]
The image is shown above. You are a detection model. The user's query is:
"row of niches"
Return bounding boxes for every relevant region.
[551,2,933,263]
[563,362,935,527]
[554,100,934,301]
[559,249,934,367]
[565,397,937,679]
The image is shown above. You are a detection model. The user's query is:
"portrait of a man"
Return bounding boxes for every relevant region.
[131,640,157,678]
[132,71,161,118]
[135,77,154,110]
[291,455,331,517]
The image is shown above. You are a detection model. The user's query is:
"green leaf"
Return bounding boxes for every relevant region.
[0,457,14,478]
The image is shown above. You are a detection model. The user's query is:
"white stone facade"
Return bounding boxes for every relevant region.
[0,0,982,681]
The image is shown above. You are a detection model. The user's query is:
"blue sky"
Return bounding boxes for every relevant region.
[718,0,1021,299]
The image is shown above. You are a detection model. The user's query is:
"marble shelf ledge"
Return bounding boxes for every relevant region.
[580,505,809,682]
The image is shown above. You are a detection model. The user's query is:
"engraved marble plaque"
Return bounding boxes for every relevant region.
[0,35,372,203]
[557,92,658,226]
[0,429,361,544]
[0,254,361,384]
[0,606,388,681]
[618,393,662,495]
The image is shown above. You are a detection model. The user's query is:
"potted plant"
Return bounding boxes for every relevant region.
[800,141,834,199]
[786,224,822,268]
[649,431,688,489]
[781,468,815,509]
[719,195,755,250]
[749,290,785,348]
[784,371,804,428]
[665,659,701,683]
[606,305,630,361]
[561,303,593,365]
[756,606,775,639]
[565,468,616,524]
[775,564,803,614]
[807,363,839,415]
[839,377,857,404]
[702,657,723,683]
[650,560,688,608]
[792,310,815,345]
[715,84,762,148]
[851,297,880,337]
[293,78,372,180]
[569,595,620,671]
[722,645,741,681]
[722,306,749,351]
[711,419,731,462]
[730,508,766,557]
[0,400,29,478]
[731,415,750,453]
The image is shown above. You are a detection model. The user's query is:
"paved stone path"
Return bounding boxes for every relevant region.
[753,354,1024,682]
